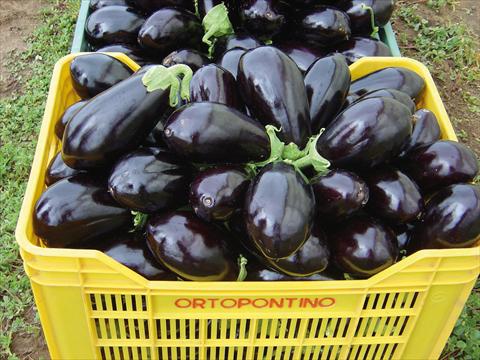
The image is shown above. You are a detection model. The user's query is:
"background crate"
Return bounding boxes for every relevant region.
[71,1,402,57]
[15,54,479,360]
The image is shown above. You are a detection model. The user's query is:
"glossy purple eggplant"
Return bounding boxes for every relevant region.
[239,0,286,41]
[190,166,249,222]
[304,54,350,132]
[146,211,238,281]
[330,215,398,278]
[189,64,243,110]
[213,32,263,59]
[245,162,315,259]
[76,232,178,280]
[33,175,133,248]
[350,88,416,114]
[89,0,131,11]
[108,148,191,213]
[138,8,203,57]
[295,6,351,46]
[365,167,423,224]
[410,184,480,250]
[270,225,330,276]
[335,37,391,64]
[246,263,342,281]
[132,0,194,14]
[45,152,86,186]
[163,102,269,164]
[311,169,369,219]
[162,49,210,73]
[274,40,324,73]
[400,140,478,192]
[392,223,414,251]
[85,6,145,46]
[216,47,246,79]
[70,53,134,99]
[55,100,88,139]
[63,73,170,170]
[96,44,153,66]
[238,46,311,146]
[349,67,425,100]
[317,97,412,168]
[339,0,395,34]
[398,109,441,158]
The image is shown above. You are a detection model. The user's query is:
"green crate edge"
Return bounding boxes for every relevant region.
[70,1,402,56]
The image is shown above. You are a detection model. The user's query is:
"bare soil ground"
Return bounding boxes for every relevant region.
[0,0,46,99]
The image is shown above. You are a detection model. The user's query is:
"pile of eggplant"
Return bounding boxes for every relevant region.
[85,0,395,69]
[34,43,479,282]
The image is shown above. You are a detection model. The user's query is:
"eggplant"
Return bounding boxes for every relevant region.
[190,166,249,222]
[138,8,203,57]
[410,184,480,250]
[339,0,395,34]
[70,53,134,99]
[274,40,324,73]
[33,175,133,248]
[89,0,130,11]
[63,72,170,169]
[213,32,263,59]
[96,44,153,66]
[163,102,269,164]
[392,223,414,251]
[350,88,416,114]
[216,47,246,79]
[239,0,286,41]
[295,6,351,46]
[55,100,88,139]
[132,0,194,14]
[349,67,425,100]
[108,148,191,213]
[399,140,479,192]
[304,54,351,132]
[317,97,412,168]
[85,6,145,46]
[335,37,391,64]
[398,109,441,158]
[269,225,330,276]
[189,64,243,110]
[245,162,315,259]
[162,49,210,73]
[146,211,238,281]
[311,169,369,219]
[329,215,398,278]
[76,232,178,280]
[238,46,311,147]
[365,167,423,224]
[45,152,86,186]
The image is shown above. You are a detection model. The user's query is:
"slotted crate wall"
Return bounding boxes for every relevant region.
[16,54,479,359]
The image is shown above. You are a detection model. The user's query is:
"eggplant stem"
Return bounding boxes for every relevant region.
[236,255,248,281]
[246,125,285,174]
[361,4,379,37]
[132,211,148,231]
[202,3,235,58]
[141,65,193,107]
[292,131,330,176]
[194,0,199,17]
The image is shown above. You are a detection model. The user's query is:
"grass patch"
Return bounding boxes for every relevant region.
[0,1,79,358]
[397,4,479,82]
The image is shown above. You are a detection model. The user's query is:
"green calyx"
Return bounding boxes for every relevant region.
[246,126,331,181]
[236,255,248,281]
[361,3,379,37]
[194,0,199,17]
[141,64,193,107]
[202,3,234,58]
[132,211,148,231]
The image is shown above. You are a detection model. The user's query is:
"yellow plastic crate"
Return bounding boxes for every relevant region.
[16,54,479,360]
